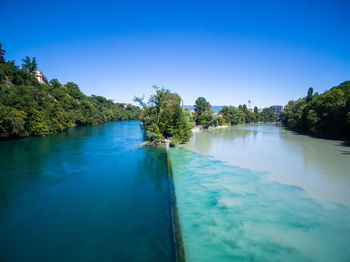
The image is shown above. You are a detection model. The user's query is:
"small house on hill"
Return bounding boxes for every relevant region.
[33,70,48,84]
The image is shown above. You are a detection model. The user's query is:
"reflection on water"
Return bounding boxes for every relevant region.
[170,147,350,262]
[0,122,174,262]
[182,124,350,206]
[136,147,171,193]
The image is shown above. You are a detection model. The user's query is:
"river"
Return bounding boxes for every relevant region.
[1,122,349,262]
[170,123,350,262]
[0,122,175,262]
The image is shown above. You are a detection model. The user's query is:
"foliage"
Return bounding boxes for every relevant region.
[184,108,195,127]
[49,78,61,88]
[220,105,275,125]
[260,108,276,121]
[22,56,37,72]
[280,81,350,139]
[220,106,246,125]
[194,97,213,126]
[135,86,192,145]
[306,87,314,102]
[0,46,140,139]
[190,97,276,128]
[0,43,5,63]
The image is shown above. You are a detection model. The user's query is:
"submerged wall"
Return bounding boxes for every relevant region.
[166,147,186,262]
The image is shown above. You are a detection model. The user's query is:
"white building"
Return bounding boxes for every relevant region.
[33,70,48,84]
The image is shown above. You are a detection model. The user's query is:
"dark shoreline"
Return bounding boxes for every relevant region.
[279,125,350,144]
[165,147,186,262]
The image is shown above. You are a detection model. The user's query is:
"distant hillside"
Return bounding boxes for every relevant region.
[0,45,140,139]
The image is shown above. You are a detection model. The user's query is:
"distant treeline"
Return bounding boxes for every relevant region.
[0,44,140,139]
[280,81,350,139]
[219,104,275,125]
[191,97,276,127]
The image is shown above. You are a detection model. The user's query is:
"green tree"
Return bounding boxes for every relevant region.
[220,106,245,125]
[253,106,259,121]
[307,87,314,102]
[50,78,61,88]
[27,109,49,135]
[0,43,6,63]
[280,81,350,139]
[260,108,276,121]
[22,56,37,72]
[194,97,213,126]
[135,86,191,145]
[0,105,28,136]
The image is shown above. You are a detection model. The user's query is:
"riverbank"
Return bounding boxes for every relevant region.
[191,125,229,133]
[191,122,277,133]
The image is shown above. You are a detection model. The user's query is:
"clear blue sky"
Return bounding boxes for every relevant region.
[2,0,350,108]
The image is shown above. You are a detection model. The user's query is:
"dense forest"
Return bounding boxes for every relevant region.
[0,44,140,139]
[280,82,350,139]
[134,86,192,146]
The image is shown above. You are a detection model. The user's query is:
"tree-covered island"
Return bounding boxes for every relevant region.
[134,86,192,146]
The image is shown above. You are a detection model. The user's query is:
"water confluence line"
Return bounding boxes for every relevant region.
[166,147,186,262]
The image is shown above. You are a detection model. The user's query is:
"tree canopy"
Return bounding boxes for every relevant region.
[219,105,275,125]
[280,81,350,139]
[135,86,191,146]
[194,97,214,126]
[22,56,37,72]
[0,43,5,63]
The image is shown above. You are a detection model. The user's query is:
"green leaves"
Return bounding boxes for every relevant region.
[21,56,37,72]
[260,108,275,122]
[0,43,6,63]
[220,105,274,124]
[280,81,350,138]
[0,106,28,136]
[27,109,49,136]
[137,87,192,144]
[194,97,213,126]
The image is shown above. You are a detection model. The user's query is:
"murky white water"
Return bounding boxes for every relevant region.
[182,124,350,206]
[170,124,350,261]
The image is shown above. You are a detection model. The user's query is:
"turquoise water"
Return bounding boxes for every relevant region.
[0,122,174,262]
[170,124,350,262]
